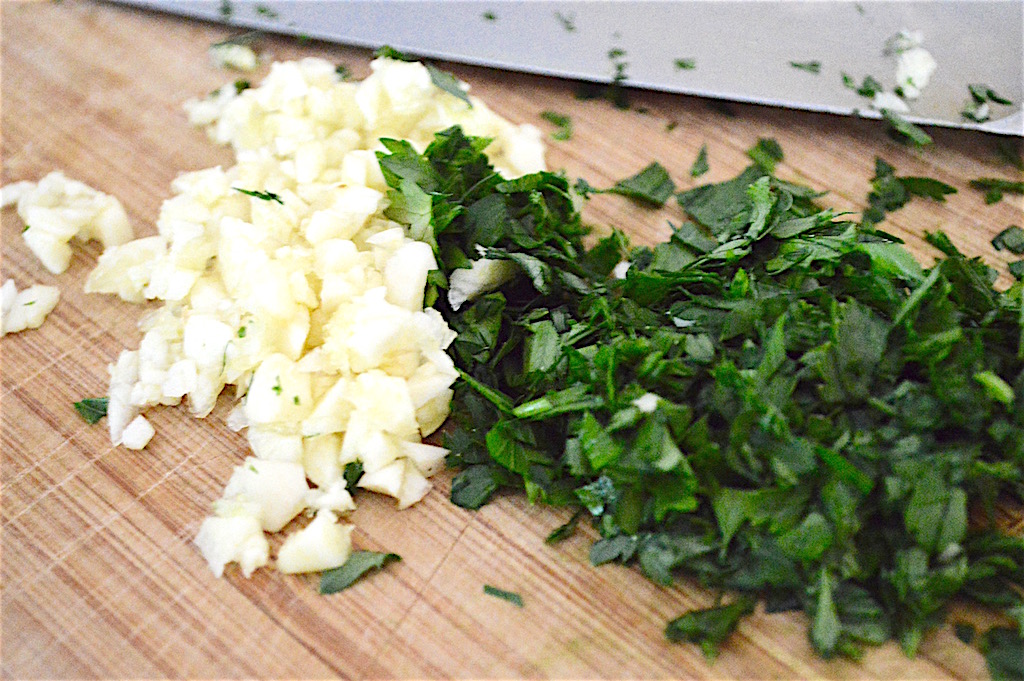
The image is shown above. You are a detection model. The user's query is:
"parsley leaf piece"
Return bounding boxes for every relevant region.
[319,551,400,594]
[483,584,524,607]
[979,627,1024,681]
[880,109,932,147]
[789,60,821,74]
[450,464,501,509]
[609,162,676,207]
[995,141,1024,171]
[73,397,108,424]
[970,178,1024,205]
[426,64,472,108]
[545,509,583,543]
[335,64,351,80]
[690,144,709,178]
[665,597,756,660]
[1008,260,1024,281]
[342,461,363,491]
[374,45,412,61]
[482,10,497,21]
[233,187,284,204]
[746,138,784,172]
[540,110,572,141]
[674,58,696,70]
[554,11,576,32]
[992,226,1024,254]
[969,83,1013,106]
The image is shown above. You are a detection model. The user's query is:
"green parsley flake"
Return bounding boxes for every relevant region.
[607,161,676,207]
[540,110,572,141]
[320,551,400,594]
[482,10,497,21]
[483,584,524,607]
[426,64,472,108]
[73,397,109,424]
[970,177,1024,205]
[789,60,821,74]
[254,4,277,19]
[554,10,576,31]
[674,58,696,71]
[690,144,709,178]
[234,187,284,203]
[745,138,784,173]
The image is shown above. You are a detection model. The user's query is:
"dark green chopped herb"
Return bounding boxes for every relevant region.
[789,60,822,74]
[1009,260,1024,281]
[335,64,351,80]
[666,597,755,660]
[996,141,1024,172]
[483,584,525,607]
[554,10,576,31]
[219,0,232,19]
[746,137,784,173]
[862,158,956,227]
[666,120,679,133]
[993,226,1024,255]
[674,58,696,71]
[342,461,364,491]
[234,187,284,204]
[233,79,251,94]
[609,162,676,207]
[271,376,282,395]
[842,72,883,98]
[545,509,584,543]
[980,627,1024,681]
[380,128,1024,665]
[969,84,1013,107]
[320,551,400,594]
[954,622,975,645]
[237,326,247,338]
[482,10,497,21]
[540,110,573,141]
[212,30,262,48]
[880,109,932,147]
[374,45,412,61]
[22,224,29,233]
[426,64,472,108]
[73,398,108,424]
[254,4,277,18]
[690,144,709,178]
[971,178,1024,205]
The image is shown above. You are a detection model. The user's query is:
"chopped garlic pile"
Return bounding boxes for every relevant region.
[86,57,544,577]
[6,172,134,274]
[1,279,60,336]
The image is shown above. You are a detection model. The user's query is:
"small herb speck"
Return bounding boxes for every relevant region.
[484,584,524,607]
[674,58,696,70]
[482,10,497,21]
[789,60,821,74]
[555,11,576,31]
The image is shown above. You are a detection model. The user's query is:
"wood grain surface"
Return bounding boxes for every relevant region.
[2,1,1022,678]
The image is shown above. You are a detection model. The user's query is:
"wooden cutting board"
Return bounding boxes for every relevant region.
[2,2,1021,678]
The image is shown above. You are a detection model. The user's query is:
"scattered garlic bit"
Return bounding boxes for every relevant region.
[120,414,155,450]
[8,171,133,274]
[90,56,546,578]
[276,510,354,574]
[0,279,60,336]
[885,29,937,100]
[870,29,937,115]
[870,91,909,114]
[209,41,259,72]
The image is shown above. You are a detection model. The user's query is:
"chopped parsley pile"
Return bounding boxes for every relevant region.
[377,126,1023,671]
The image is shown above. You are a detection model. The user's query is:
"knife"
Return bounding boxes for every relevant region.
[109,0,1024,136]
